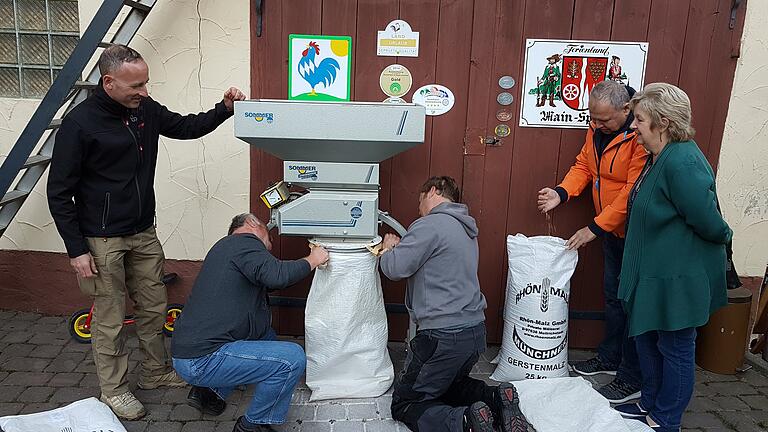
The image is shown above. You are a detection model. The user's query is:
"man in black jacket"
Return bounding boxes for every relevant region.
[172,213,329,432]
[47,44,245,420]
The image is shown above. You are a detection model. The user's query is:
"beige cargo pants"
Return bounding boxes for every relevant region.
[78,226,171,397]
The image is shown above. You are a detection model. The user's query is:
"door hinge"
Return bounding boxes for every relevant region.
[255,0,264,37]
[730,0,743,30]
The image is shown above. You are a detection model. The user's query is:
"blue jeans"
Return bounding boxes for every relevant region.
[635,328,696,432]
[597,234,641,388]
[172,329,306,425]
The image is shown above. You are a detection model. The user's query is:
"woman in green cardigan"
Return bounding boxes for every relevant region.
[613,83,732,432]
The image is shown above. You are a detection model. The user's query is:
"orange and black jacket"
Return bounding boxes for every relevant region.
[555,119,648,238]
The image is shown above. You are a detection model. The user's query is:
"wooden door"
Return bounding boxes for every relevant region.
[249,0,746,346]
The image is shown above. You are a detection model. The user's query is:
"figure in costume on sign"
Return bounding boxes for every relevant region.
[608,56,627,84]
[537,54,561,107]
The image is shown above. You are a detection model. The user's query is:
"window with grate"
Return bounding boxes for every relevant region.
[0,0,79,98]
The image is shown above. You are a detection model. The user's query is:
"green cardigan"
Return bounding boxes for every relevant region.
[618,140,732,337]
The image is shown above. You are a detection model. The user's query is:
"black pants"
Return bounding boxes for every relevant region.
[392,322,494,432]
[597,234,641,387]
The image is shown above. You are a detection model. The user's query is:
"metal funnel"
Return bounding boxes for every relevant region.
[234,100,425,163]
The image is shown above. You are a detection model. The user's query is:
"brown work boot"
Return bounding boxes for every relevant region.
[100,391,146,420]
[137,370,187,390]
[549,94,556,107]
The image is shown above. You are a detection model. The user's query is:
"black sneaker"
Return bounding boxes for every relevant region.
[571,356,617,376]
[598,378,641,404]
[463,401,496,432]
[493,384,529,432]
[232,416,277,432]
[614,401,649,418]
[187,386,226,416]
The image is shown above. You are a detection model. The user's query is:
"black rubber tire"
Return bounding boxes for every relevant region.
[68,308,93,344]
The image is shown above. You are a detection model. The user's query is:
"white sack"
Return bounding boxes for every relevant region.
[491,234,578,381]
[0,397,126,432]
[514,377,653,432]
[305,241,394,401]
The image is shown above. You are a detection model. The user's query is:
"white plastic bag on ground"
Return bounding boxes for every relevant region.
[514,377,653,432]
[491,234,578,381]
[305,239,394,401]
[0,397,126,432]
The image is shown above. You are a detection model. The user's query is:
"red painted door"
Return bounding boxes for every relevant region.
[249,0,746,346]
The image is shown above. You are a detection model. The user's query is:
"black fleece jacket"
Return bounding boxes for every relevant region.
[47,85,232,258]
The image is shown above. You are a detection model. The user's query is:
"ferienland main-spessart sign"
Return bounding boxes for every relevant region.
[519,39,648,129]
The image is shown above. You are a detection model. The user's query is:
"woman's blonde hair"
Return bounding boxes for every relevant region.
[629,82,695,142]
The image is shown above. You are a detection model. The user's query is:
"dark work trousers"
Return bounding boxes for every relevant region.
[597,234,642,388]
[391,322,494,432]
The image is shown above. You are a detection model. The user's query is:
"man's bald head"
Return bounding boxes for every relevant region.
[228,213,266,235]
[228,213,272,250]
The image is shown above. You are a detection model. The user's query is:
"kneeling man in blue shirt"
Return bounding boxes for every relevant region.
[172,213,328,432]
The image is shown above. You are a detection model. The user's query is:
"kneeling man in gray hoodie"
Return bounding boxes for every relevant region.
[380,176,527,432]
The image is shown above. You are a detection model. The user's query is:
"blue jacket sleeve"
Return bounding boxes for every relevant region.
[380,219,439,281]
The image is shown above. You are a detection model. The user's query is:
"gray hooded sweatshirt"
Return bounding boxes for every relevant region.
[380,202,487,330]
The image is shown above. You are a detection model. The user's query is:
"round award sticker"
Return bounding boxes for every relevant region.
[497,92,514,106]
[412,84,455,116]
[379,64,413,98]
[494,124,511,137]
[498,75,516,89]
[496,109,513,122]
[383,96,407,104]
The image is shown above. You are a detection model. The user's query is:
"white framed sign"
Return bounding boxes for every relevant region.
[289,34,352,101]
[377,20,419,57]
[519,39,649,129]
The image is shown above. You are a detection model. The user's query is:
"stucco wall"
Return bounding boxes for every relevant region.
[1,1,766,276]
[717,0,768,277]
[0,0,250,260]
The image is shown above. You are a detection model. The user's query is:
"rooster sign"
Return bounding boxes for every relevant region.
[289,34,352,101]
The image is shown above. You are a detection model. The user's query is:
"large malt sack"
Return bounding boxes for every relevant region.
[491,234,578,381]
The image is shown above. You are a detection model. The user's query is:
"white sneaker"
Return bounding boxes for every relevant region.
[100,391,146,420]
[138,369,187,389]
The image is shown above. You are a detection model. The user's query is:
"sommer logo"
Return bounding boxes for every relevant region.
[288,164,318,180]
[244,112,274,123]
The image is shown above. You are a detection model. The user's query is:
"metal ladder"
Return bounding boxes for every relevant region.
[0,0,157,237]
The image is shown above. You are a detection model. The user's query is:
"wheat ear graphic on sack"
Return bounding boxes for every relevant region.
[540,277,550,313]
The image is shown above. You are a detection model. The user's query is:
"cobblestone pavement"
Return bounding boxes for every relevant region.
[1,309,768,431]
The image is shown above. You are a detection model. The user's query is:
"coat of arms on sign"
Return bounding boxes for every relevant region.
[560,56,608,111]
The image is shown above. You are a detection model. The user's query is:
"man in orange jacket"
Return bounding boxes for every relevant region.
[537,80,648,404]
